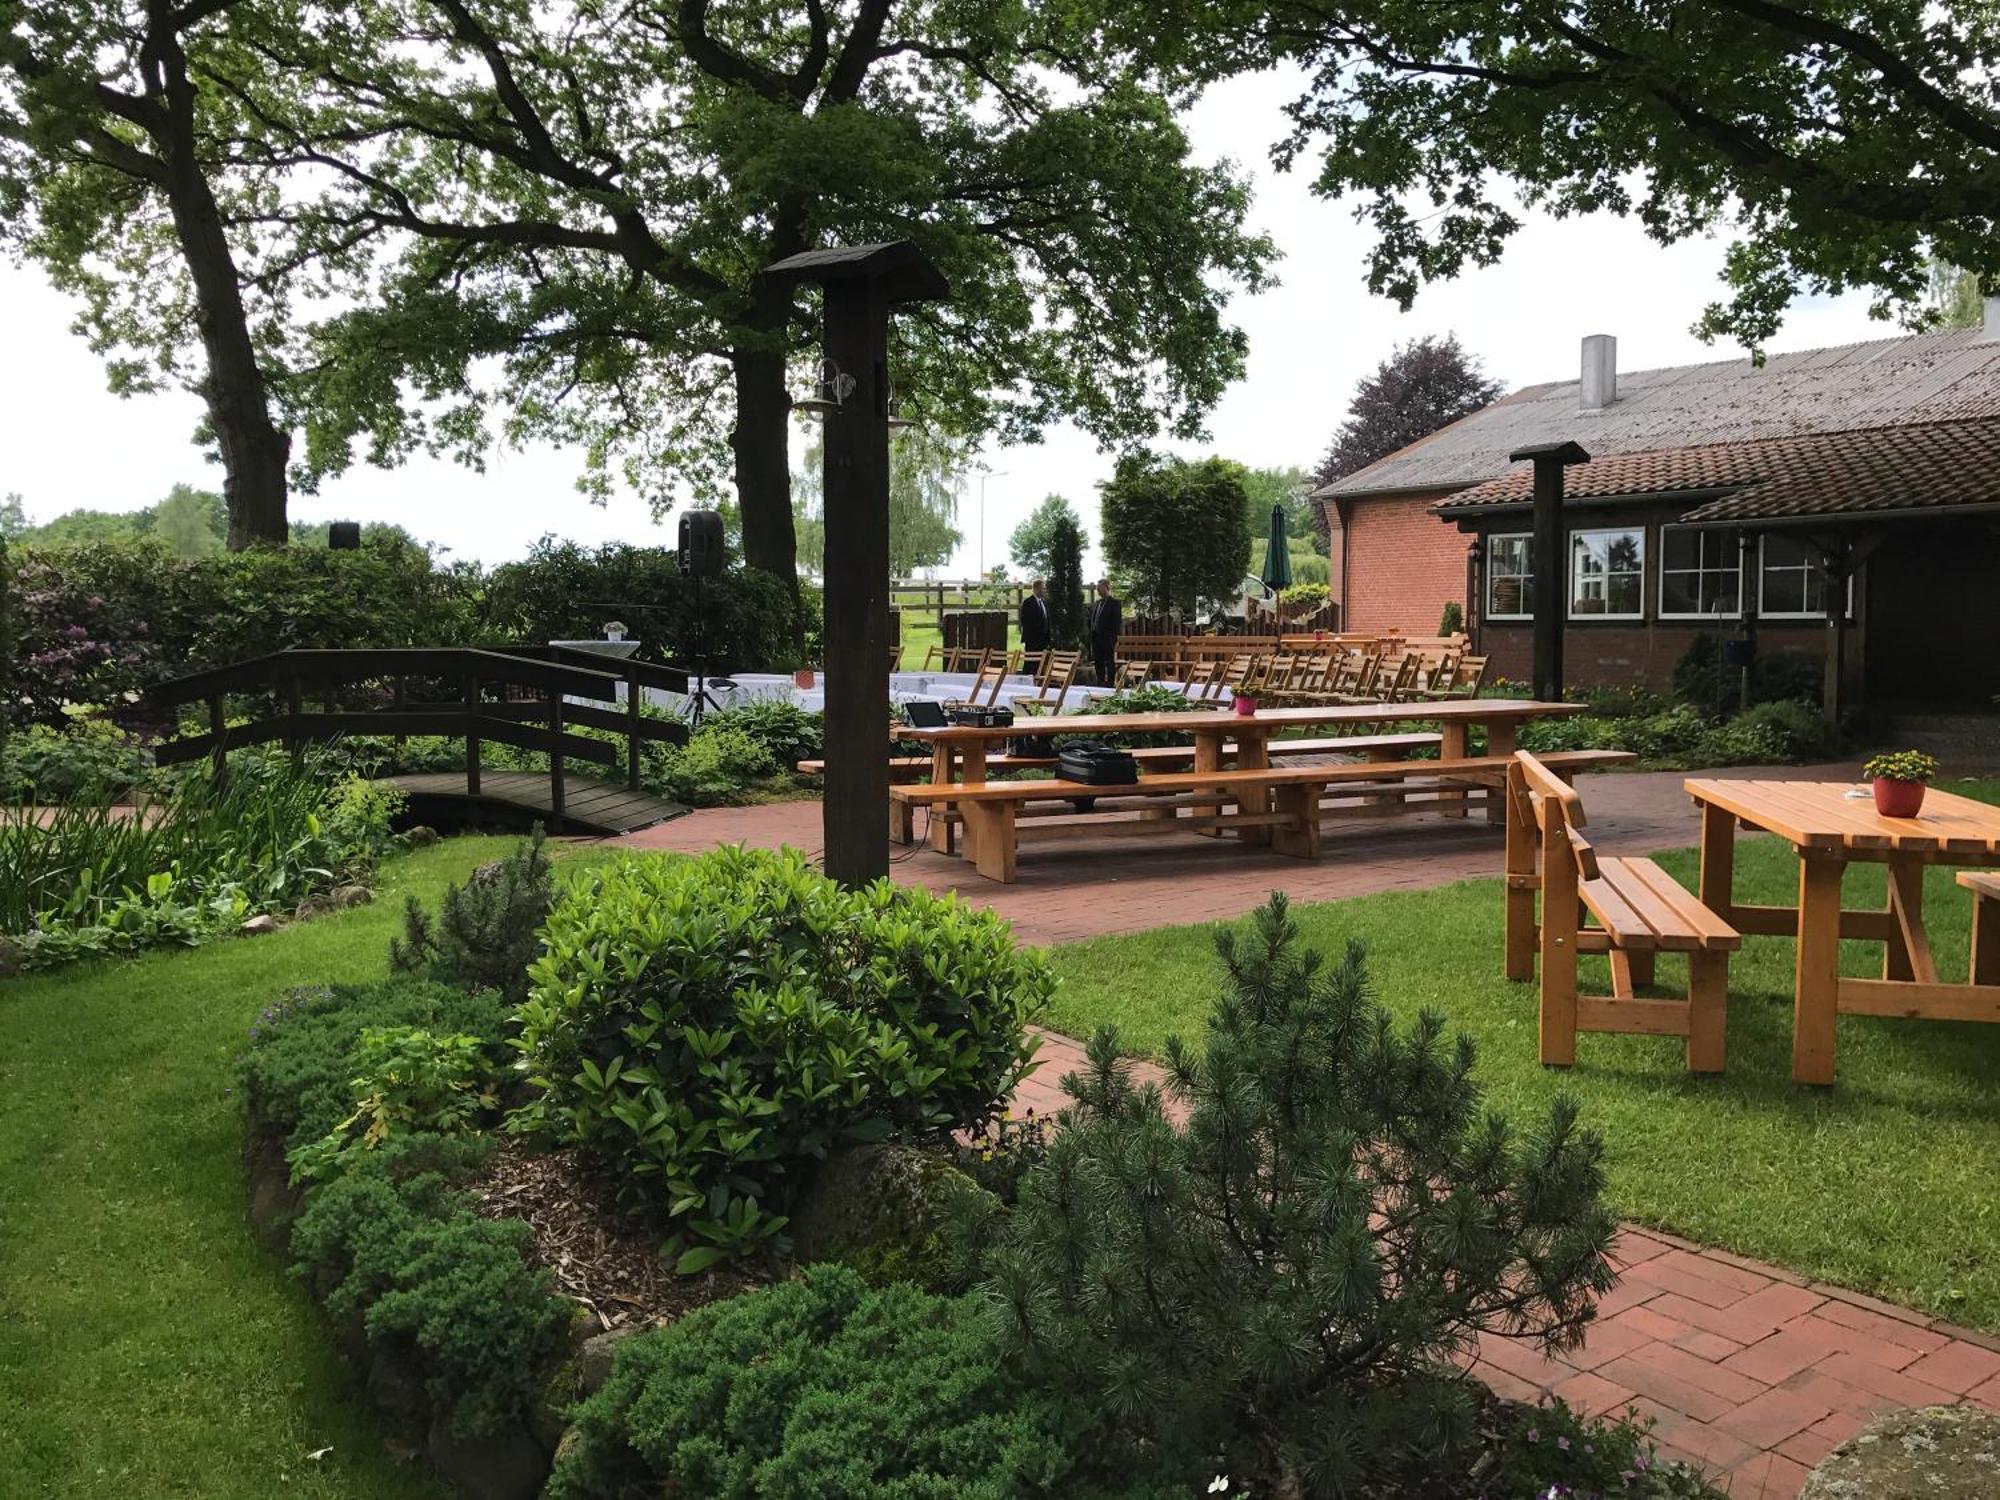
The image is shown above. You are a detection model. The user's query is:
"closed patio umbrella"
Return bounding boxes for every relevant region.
[1259,503,1294,592]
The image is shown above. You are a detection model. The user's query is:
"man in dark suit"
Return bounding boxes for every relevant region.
[1087,578,1121,685]
[1018,578,1051,655]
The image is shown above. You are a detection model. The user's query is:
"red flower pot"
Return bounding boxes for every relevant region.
[793,668,816,690]
[1872,778,1926,818]
[1232,694,1257,717]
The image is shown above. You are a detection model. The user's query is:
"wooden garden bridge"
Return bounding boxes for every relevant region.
[144,646,691,835]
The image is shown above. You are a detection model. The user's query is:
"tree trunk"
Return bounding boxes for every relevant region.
[146,1,290,549]
[730,336,800,628]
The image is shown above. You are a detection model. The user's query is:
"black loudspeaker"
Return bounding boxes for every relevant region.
[328,521,361,550]
[678,509,725,577]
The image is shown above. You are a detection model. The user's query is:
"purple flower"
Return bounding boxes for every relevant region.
[1526,1428,1538,1443]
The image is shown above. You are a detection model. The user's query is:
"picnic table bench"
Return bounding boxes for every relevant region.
[800,730,1446,785]
[892,746,1630,883]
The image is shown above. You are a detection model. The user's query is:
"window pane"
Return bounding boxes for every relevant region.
[1661,572,1701,615]
[1571,529,1644,617]
[1763,569,1806,615]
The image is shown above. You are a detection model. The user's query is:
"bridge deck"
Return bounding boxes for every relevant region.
[380,771,686,836]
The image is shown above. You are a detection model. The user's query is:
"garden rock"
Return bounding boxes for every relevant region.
[425,1414,547,1500]
[330,884,373,909]
[1800,1404,2000,1500]
[527,1355,578,1451]
[242,1129,303,1251]
[239,913,280,936]
[578,1326,644,1396]
[0,935,24,978]
[551,1425,583,1472]
[403,825,440,848]
[365,1353,427,1437]
[789,1142,997,1292]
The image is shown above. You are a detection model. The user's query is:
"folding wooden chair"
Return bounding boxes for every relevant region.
[946,660,1009,710]
[1012,650,1079,714]
[1115,659,1152,689]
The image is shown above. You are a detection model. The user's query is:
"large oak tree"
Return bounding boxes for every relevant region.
[225,0,1274,594]
[1150,0,2000,347]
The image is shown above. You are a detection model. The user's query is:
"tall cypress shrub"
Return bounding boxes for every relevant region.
[1045,516,1087,650]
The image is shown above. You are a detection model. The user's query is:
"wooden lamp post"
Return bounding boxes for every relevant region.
[1508,440,1590,703]
[761,242,949,887]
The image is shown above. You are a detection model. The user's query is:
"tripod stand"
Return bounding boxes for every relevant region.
[684,568,731,728]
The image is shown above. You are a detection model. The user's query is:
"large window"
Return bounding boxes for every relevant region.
[1760,535,1853,618]
[1486,533,1534,619]
[1659,526,1741,618]
[1569,528,1645,619]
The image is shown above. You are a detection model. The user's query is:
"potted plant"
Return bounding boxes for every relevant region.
[1862,750,1938,818]
[1232,690,1258,717]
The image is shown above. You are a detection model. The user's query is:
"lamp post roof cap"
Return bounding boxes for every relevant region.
[1508,440,1591,465]
[761,241,949,303]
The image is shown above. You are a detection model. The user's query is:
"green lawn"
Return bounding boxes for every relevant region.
[892,591,1021,669]
[1042,796,2000,1331]
[0,835,592,1500]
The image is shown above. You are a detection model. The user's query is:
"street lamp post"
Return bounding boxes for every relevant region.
[977,469,1007,578]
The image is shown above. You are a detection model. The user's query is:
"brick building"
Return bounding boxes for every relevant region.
[1312,316,2000,708]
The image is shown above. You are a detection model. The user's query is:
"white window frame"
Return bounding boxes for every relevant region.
[1485,531,1535,621]
[1568,526,1647,622]
[1657,525,1743,621]
[1758,535,1855,620]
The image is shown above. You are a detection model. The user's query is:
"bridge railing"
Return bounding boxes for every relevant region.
[144,647,691,829]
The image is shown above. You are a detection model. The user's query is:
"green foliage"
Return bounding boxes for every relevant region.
[1064,684,1204,748]
[1289,552,1330,586]
[0,718,151,802]
[795,429,968,578]
[1439,600,1464,636]
[1045,515,1088,650]
[391,828,554,1001]
[654,723,780,807]
[0,756,401,968]
[8,486,229,557]
[1483,1398,1725,1499]
[289,1026,499,1184]
[703,700,823,769]
[545,1266,1092,1500]
[287,1152,571,1438]
[1279,579,1329,609]
[1312,334,1502,488]
[1009,495,1088,580]
[1254,1,2000,347]
[1099,451,1254,621]
[237,978,513,1154]
[1864,749,1939,784]
[512,847,1049,1265]
[1238,465,1318,553]
[982,895,1618,1498]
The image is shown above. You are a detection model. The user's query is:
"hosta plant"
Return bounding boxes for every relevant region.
[1862,749,1938,784]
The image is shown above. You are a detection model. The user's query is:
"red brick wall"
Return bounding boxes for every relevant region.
[1480,620,1831,691]
[1327,490,1470,634]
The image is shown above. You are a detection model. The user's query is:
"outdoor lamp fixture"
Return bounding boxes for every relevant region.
[791,359,858,419]
[886,381,916,432]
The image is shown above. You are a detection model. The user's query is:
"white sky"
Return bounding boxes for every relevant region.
[0,68,1891,577]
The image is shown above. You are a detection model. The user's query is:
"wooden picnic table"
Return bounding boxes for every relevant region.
[901,698,1586,855]
[1685,778,2000,1085]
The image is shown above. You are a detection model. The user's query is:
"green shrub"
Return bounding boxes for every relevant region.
[1864,748,1939,783]
[545,1265,1101,1500]
[1483,1397,1725,1499]
[981,895,1618,1498]
[705,699,823,768]
[1438,600,1464,636]
[391,827,553,1000]
[655,723,779,806]
[288,1025,499,1184]
[1062,683,1204,748]
[512,846,1049,1266]
[287,1151,571,1438]
[0,719,152,802]
[238,979,512,1154]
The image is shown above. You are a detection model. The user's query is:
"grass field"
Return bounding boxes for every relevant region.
[1041,788,2000,1331]
[0,835,622,1500]
[891,589,1021,669]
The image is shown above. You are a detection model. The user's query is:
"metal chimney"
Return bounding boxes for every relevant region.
[1979,295,2000,342]
[1580,334,1617,410]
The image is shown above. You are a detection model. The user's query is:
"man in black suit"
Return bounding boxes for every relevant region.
[1018,578,1051,655]
[1087,578,1121,685]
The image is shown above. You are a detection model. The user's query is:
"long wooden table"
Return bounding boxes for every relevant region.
[901,698,1586,855]
[1686,779,2000,1085]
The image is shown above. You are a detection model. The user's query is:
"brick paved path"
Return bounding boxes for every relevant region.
[610,764,2000,1497]
[1013,1031,2000,1500]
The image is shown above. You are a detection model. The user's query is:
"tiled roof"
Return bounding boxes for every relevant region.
[1315,325,2000,499]
[1429,417,2000,524]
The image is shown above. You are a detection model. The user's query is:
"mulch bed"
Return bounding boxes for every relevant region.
[473,1137,762,1333]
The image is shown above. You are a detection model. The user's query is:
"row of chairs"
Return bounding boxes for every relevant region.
[935,647,1084,716]
[1235,647,1488,706]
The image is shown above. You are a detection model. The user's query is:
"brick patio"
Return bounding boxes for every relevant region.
[606,763,2000,1497]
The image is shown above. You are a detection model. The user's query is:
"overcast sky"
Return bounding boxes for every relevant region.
[1,67,1892,577]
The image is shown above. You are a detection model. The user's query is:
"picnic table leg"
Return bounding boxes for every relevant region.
[1697,801,1736,924]
[928,743,961,856]
[1236,728,1272,845]
[1437,721,1469,818]
[1192,729,1225,839]
[1974,883,2000,985]
[1883,858,1936,984]
[1503,768,1537,982]
[1793,849,1844,1086]
[962,800,1016,882]
[1482,720,1518,823]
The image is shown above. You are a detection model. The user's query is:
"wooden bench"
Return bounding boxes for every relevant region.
[1505,750,1739,1073]
[890,748,1629,882]
[1959,871,2000,984]
[802,731,1446,785]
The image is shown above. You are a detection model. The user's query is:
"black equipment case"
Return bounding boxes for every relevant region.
[1056,740,1139,786]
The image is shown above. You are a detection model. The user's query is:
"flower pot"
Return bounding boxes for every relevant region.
[1232,694,1257,717]
[793,668,816,690]
[1872,778,1926,818]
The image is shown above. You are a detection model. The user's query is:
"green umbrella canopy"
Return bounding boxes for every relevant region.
[1259,503,1294,590]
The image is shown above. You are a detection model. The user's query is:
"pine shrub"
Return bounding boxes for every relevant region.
[390,826,553,1000]
[981,894,1620,1498]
